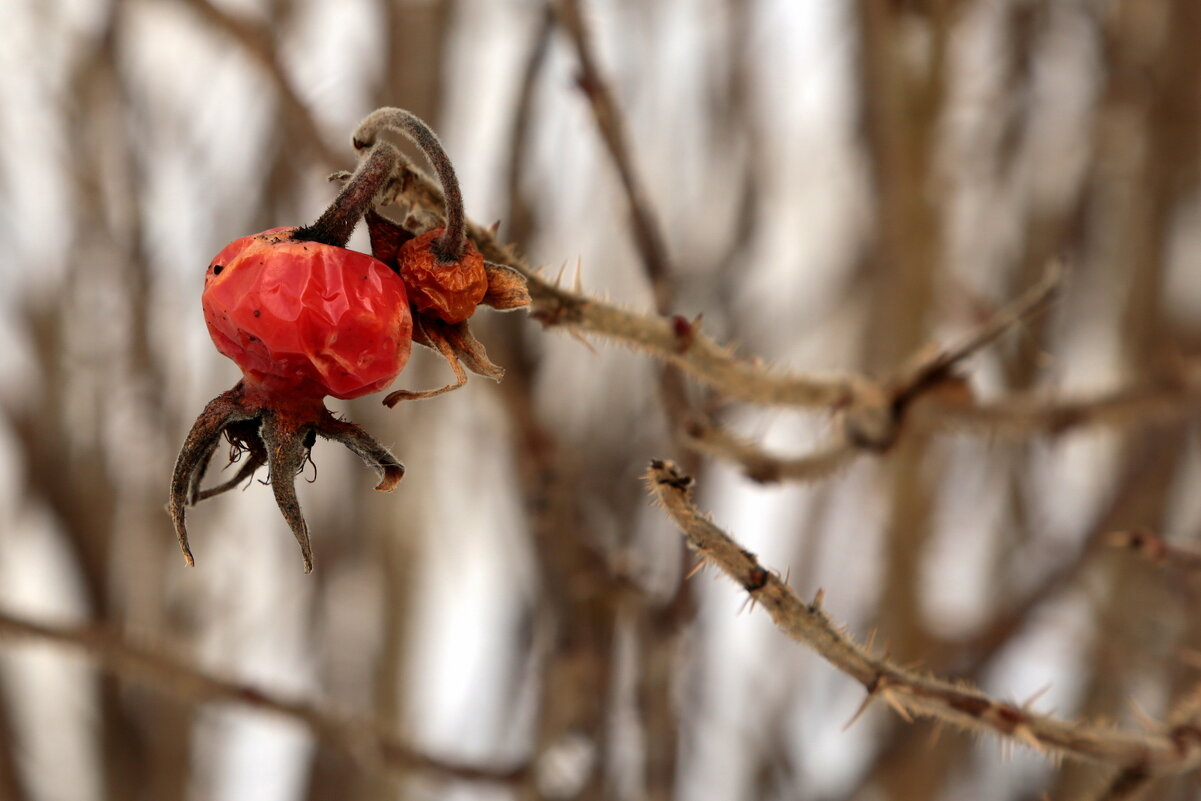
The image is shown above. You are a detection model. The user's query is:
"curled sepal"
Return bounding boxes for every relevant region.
[384,317,468,405]
[383,318,504,407]
[169,381,406,572]
[189,419,266,504]
[169,386,258,566]
[436,319,505,380]
[318,417,406,491]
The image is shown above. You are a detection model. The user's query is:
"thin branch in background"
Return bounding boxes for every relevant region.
[887,263,1061,407]
[553,0,674,313]
[504,5,554,248]
[182,0,340,170]
[645,459,1201,775]
[1089,767,1152,801]
[680,417,856,484]
[1086,685,1201,800]
[1109,529,1201,574]
[919,369,1201,437]
[0,612,527,785]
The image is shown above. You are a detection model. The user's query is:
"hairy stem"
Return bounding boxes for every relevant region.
[352,107,466,263]
[294,141,401,247]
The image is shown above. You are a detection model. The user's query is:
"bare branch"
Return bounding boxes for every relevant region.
[554,0,674,312]
[645,460,1201,775]
[1109,529,1201,574]
[376,162,1201,457]
[681,416,857,484]
[0,611,526,784]
[918,372,1201,437]
[181,0,340,170]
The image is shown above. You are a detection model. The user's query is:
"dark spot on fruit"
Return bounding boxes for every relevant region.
[212,264,224,275]
[253,310,261,317]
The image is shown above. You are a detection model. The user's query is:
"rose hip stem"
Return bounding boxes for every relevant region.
[295,142,401,248]
[295,108,468,259]
[352,107,468,264]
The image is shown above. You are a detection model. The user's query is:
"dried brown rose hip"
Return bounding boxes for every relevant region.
[398,227,488,323]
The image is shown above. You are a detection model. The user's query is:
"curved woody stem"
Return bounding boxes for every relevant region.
[352,107,467,263]
[294,141,401,247]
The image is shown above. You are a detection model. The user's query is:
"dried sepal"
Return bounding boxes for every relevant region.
[482,260,531,311]
[169,386,259,566]
[259,412,315,573]
[382,316,506,406]
[365,207,413,269]
[384,319,469,406]
[318,417,406,491]
[170,381,405,572]
[436,319,505,380]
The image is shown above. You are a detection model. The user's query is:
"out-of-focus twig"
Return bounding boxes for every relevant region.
[181,0,340,170]
[645,460,1201,775]
[0,612,527,785]
[1089,767,1152,801]
[681,419,856,484]
[553,0,674,313]
[1085,685,1201,800]
[504,5,554,248]
[922,373,1201,436]
[1109,529,1201,574]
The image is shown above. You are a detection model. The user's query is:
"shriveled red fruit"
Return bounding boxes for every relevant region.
[172,107,528,574]
[398,228,488,324]
[204,227,413,399]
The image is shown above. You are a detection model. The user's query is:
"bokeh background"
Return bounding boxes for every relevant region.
[2,1,1201,800]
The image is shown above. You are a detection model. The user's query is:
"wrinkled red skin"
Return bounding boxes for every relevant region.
[203,228,413,400]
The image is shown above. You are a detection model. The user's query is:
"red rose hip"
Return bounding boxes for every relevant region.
[203,228,413,400]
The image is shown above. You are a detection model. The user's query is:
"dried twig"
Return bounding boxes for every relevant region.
[922,373,1201,437]
[182,0,340,170]
[554,0,674,312]
[0,611,526,784]
[645,459,1201,775]
[681,417,856,484]
[1109,529,1201,574]
[1086,686,1201,800]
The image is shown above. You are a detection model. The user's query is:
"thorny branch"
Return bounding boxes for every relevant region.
[0,611,526,785]
[377,163,1201,455]
[645,459,1201,776]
